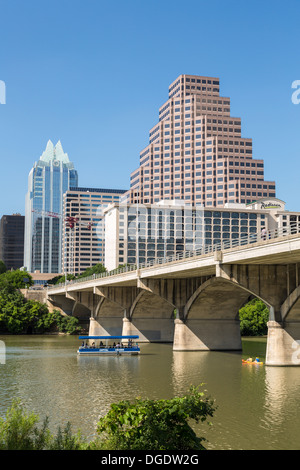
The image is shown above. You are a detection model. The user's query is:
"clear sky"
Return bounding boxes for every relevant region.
[0,0,299,215]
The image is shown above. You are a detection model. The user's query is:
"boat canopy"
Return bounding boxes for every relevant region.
[79,335,139,340]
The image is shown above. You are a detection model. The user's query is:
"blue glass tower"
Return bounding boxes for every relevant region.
[24,140,78,273]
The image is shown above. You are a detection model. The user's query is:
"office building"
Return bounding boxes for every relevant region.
[24,140,78,273]
[0,214,25,270]
[124,74,276,207]
[62,186,127,276]
[104,197,298,270]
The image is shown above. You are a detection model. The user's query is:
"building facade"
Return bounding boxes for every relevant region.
[62,186,127,276]
[24,140,78,273]
[104,198,299,271]
[124,74,276,207]
[0,214,25,270]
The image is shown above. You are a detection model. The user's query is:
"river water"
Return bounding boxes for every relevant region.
[0,335,300,450]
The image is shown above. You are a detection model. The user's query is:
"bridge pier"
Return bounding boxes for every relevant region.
[266,321,300,366]
[173,318,242,351]
[123,316,174,342]
[88,316,123,337]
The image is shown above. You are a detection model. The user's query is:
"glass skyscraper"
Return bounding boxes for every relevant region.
[24,140,78,273]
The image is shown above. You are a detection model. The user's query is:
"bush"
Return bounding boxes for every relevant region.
[0,400,83,450]
[95,385,216,450]
[52,310,80,335]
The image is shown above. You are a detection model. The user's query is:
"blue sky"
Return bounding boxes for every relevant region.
[0,0,299,215]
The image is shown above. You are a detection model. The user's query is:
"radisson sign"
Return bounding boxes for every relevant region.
[260,201,283,209]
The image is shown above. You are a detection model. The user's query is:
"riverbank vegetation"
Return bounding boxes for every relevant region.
[0,386,216,450]
[0,267,80,335]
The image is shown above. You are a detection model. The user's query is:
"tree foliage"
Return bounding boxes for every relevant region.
[52,310,80,335]
[48,274,76,285]
[0,260,7,274]
[77,263,107,278]
[95,385,216,450]
[0,269,33,289]
[239,298,269,336]
[0,272,79,335]
[0,400,83,450]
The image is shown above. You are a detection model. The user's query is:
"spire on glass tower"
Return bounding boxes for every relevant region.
[40,140,70,164]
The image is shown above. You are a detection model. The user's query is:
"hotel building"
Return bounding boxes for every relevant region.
[62,186,127,276]
[104,198,300,271]
[124,74,276,207]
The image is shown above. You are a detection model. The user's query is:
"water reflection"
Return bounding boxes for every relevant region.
[264,367,300,437]
[1,335,300,449]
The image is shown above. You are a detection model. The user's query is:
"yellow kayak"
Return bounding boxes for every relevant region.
[242,359,263,365]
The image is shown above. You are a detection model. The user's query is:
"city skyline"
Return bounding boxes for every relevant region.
[0,1,300,216]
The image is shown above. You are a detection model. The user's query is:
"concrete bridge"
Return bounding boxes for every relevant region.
[47,230,300,366]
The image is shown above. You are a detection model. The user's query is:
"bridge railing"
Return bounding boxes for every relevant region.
[48,223,300,290]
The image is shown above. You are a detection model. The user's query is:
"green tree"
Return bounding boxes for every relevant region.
[239,298,269,336]
[0,260,7,274]
[95,385,216,450]
[0,270,79,334]
[77,263,106,278]
[0,270,33,289]
[48,274,76,285]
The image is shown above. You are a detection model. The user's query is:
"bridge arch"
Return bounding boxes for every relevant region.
[184,276,272,321]
[72,301,91,318]
[127,289,175,342]
[130,289,175,319]
[281,286,300,322]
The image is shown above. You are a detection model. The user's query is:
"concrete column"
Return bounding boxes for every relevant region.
[124,317,174,342]
[88,317,110,336]
[266,321,300,366]
[173,318,242,351]
[122,317,149,342]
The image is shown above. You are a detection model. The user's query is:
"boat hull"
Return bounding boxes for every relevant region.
[77,348,140,356]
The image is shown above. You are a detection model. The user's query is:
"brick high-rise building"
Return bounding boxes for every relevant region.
[125,74,276,207]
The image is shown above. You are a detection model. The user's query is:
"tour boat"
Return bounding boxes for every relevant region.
[77,335,140,356]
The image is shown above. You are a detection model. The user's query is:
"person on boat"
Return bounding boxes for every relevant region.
[255,357,260,362]
[246,357,252,362]
[92,342,95,348]
[100,341,104,347]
